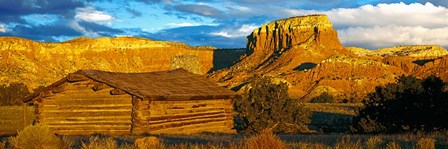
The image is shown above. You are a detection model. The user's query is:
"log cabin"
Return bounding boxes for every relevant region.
[24,69,237,135]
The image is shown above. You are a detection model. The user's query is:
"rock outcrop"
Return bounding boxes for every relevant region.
[210,15,353,88]
[286,55,406,100]
[413,55,448,81]
[0,37,216,89]
[2,14,448,102]
[209,14,448,101]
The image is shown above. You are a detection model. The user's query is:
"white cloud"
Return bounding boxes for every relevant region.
[69,21,98,37]
[211,24,258,38]
[282,2,448,49]
[167,22,219,27]
[75,7,115,23]
[284,2,448,28]
[338,25,448,49]
[0,24,6,33]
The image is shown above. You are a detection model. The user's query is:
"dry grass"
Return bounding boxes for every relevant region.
[416,138,435,149]
[366,136,383,149]
[8,124,62,149]
[81,136,118,149]
[134,136,164,149]
[4,132,448,149]
[334,136,363,149]
[242,131,286,149]
[386,141,402,149]
[296,142,330,149]
[303,103,362,115]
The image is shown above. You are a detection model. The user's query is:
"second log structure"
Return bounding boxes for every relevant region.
[24,69,237,135]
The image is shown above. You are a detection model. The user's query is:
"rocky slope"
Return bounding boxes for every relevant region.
[209,15,353,89]
[209,14,448,101]
[348,46,448,58]
[0,37,217,89]
[1,14,448,101]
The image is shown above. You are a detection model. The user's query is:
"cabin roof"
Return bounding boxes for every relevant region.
[24,69,237,102]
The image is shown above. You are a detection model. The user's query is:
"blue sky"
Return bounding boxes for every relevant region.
[0,0,448,49]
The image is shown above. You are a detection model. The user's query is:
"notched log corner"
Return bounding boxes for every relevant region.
[110,88,127,95]
[67,73,89,82]
[92,83,110,91]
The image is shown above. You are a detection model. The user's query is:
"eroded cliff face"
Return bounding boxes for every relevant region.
[285,55,406,100]
[209,15,352,88]
[0,37,215,89]
[413,55,448,81]
[209,14,448,101]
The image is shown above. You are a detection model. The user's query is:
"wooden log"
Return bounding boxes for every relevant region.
[41,104,132,110]
[45,121,132,125]
[43,99,132,106]
[110,88,126,95]
[45,93,131,100]
[44,116,130,121]
[41,111,131,117]
[146,100,233,109]
[142,121,232,134]
[149,99,232,106]
[52,83,68,93]
[147,111,225,121]
[151,125,233,134]
[145,113,227,125]
[40,91,53,98]
[48,124,131,128]
[92,83,110,91]
[147,108,228,117]
[66,73,89,82]
[44,108,132,113]
[147,117,232,130]
[54,130,130,135]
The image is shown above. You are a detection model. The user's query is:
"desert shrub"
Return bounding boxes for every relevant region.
[334,136,362,149]
[81,136,117,149]
[310,92,334,103]
[385,141,402,149]
[365,136,383,149]
[234,77,311,133]
[61,136,75,149]
[296,142,329,149]
[416,138,435,149]
[243,130,285,149]
[134,136,164,149]
[0,83,30,106]
[8,124,62,149]
[351,75,448,133]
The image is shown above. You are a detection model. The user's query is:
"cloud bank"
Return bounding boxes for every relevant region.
[282,2,448,49]
[0,0,447,49]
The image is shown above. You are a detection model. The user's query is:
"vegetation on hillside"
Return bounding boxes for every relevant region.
[351,75,448,133]
[310,92,335,103]
[234,77,311,133]
[0,83,30,106]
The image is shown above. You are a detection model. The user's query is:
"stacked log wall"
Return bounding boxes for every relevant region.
[35,80,133,135]
[132,99,234,134]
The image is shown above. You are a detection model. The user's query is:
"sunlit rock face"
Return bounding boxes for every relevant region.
[1,14,448,101]
[210,15,351,87]
[0,37,215,89]
[209,14,448,101]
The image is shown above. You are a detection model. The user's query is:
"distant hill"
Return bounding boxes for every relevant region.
[1,14,447,101]
[0,36,222,89]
